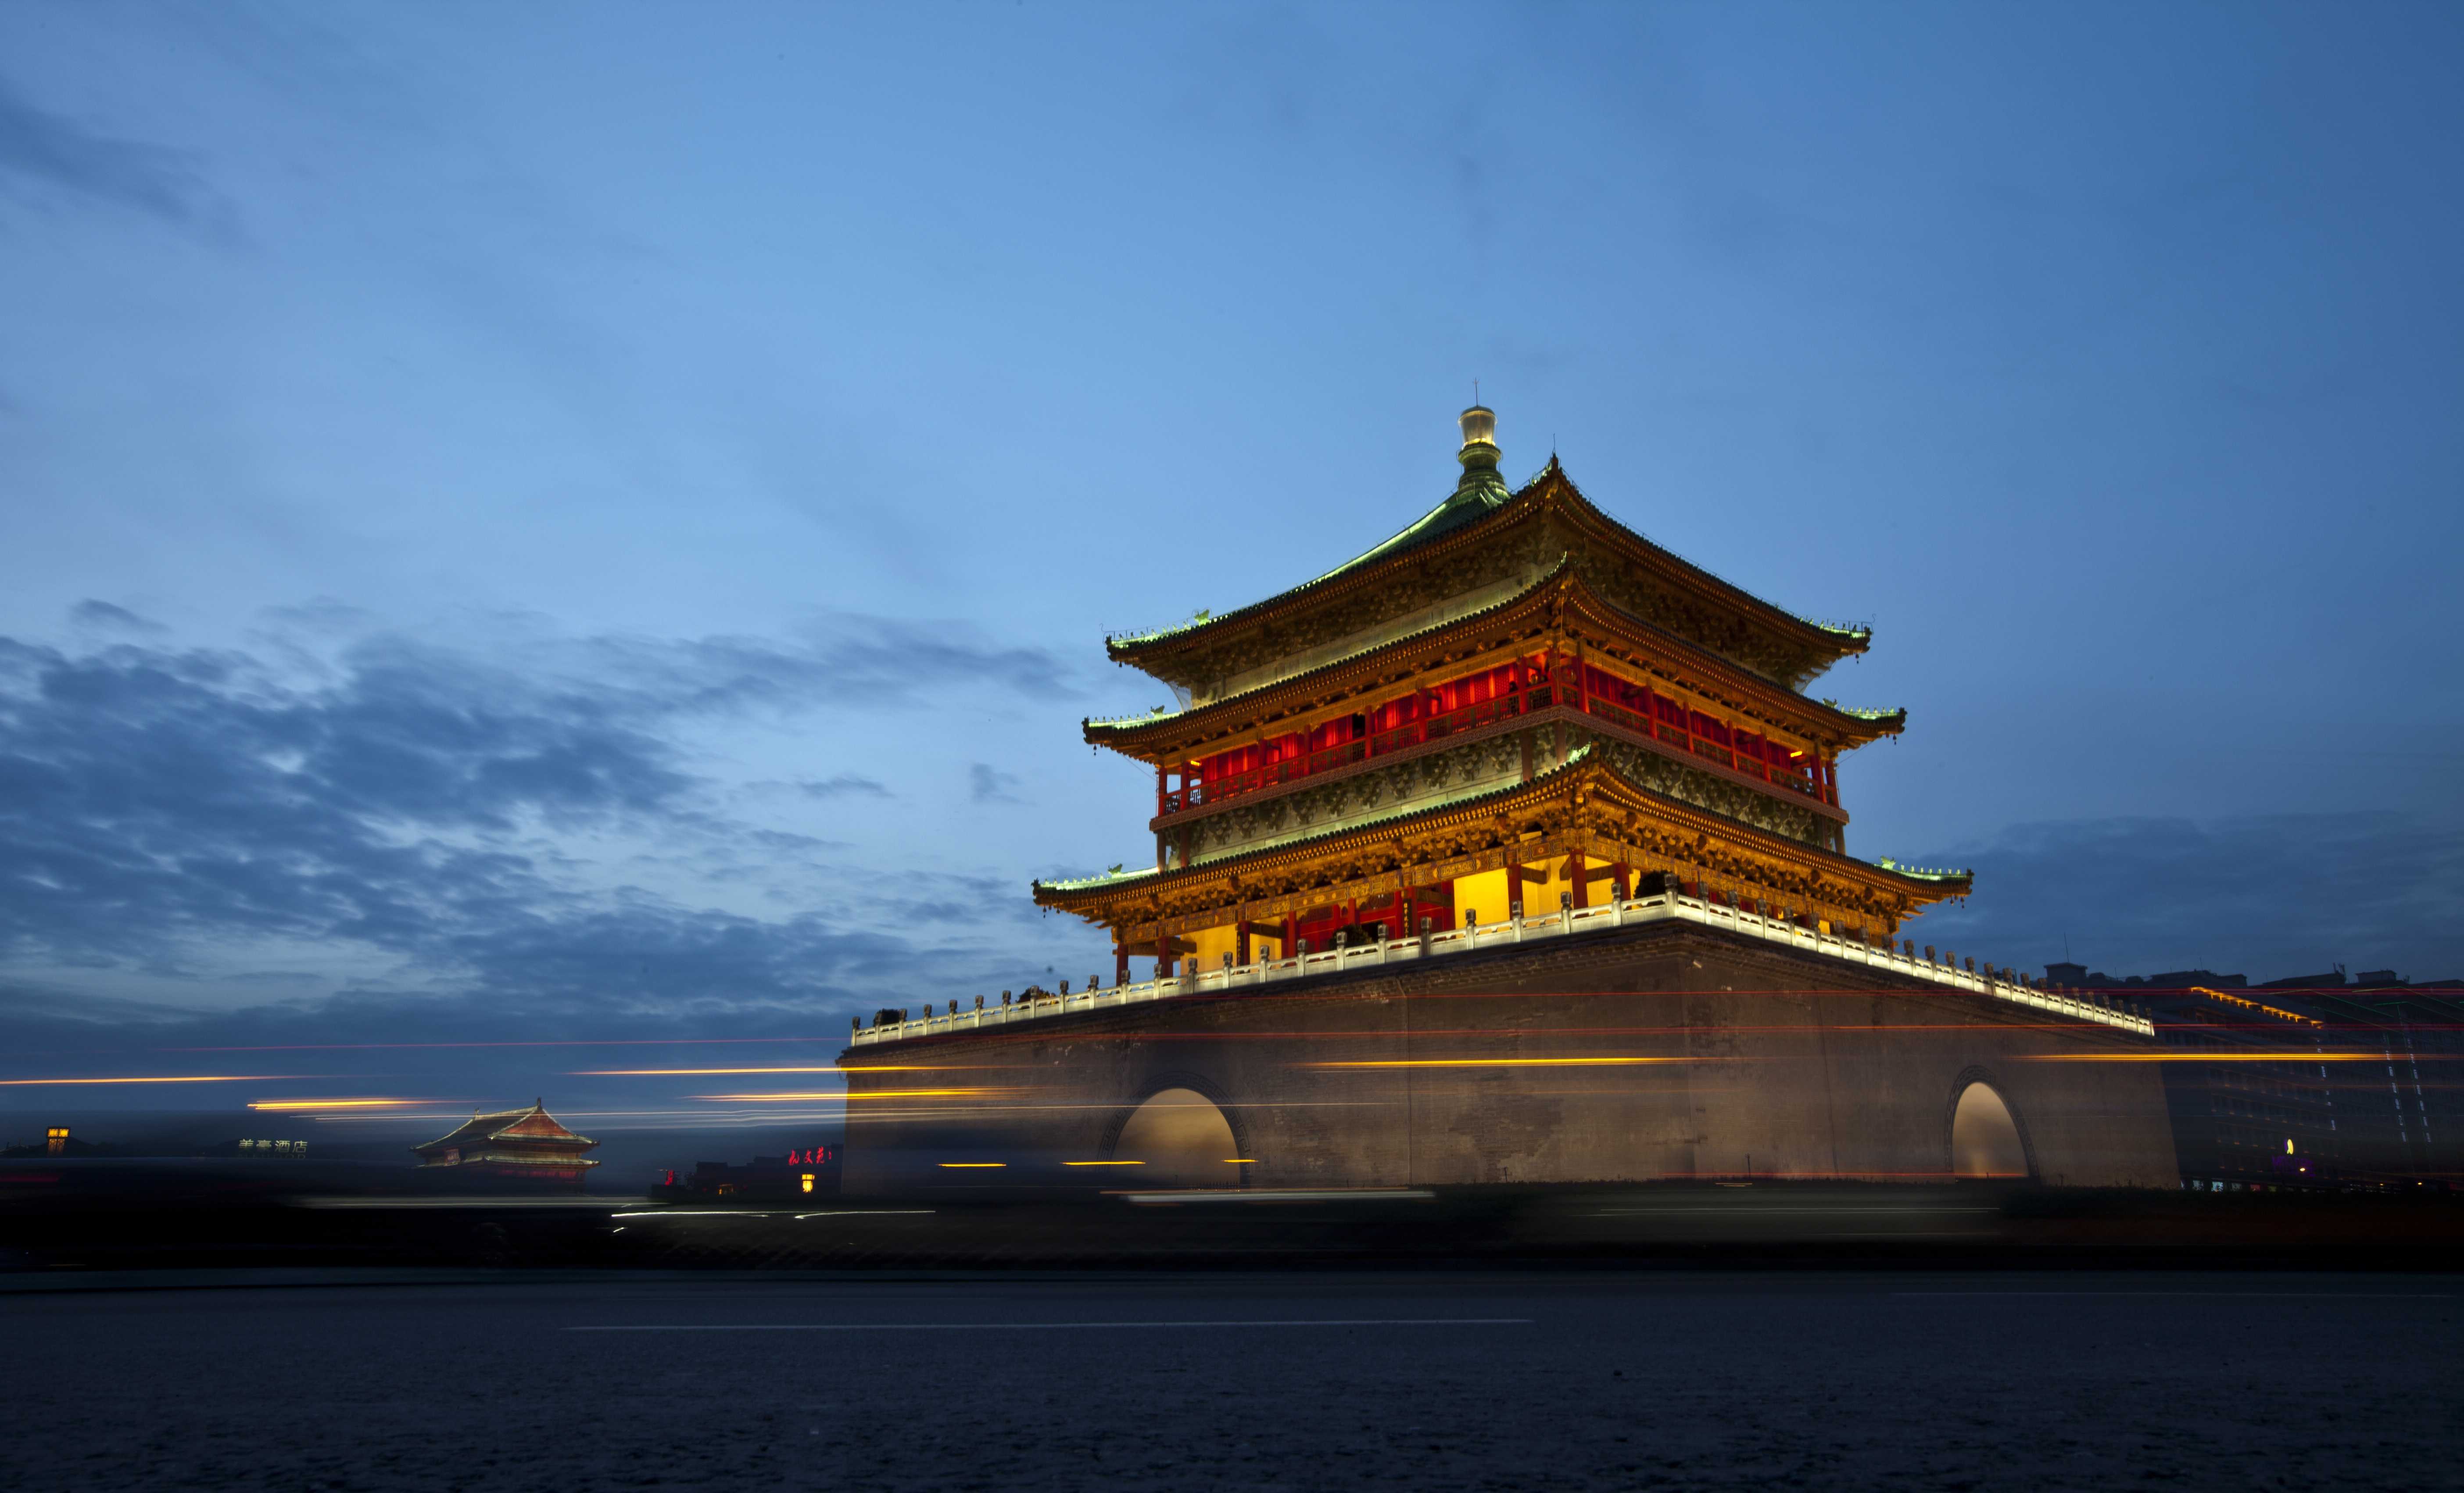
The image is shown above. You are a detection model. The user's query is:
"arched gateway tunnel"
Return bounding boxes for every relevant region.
[838,918,2178,1194]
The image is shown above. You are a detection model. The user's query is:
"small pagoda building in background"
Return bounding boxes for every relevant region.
[412,1101,598,1188]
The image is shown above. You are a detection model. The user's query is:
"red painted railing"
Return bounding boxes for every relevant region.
[1579,690,1824,800]
[1156,664,1838,818]
[1365,688,1542,757]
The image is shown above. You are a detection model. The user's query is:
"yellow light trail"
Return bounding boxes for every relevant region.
[0,1075,292,1087]
[1224,1159,1257,1164]
[690,1089,1000,1102]
[1060,1160,1145,1167]
[575,1064,998,1077]
[937,1162,1006,1169]
[247,1098,430,1111]
[1302,1057,1694,1070]
[577,1066,849,1077]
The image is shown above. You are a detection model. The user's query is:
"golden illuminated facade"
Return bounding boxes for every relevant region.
[1036,407,1969,978]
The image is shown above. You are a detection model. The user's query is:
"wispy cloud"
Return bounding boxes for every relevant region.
[0,78,227,230]
[969,763,1023,805]
[68,600,167,635]
[792,775,891,801]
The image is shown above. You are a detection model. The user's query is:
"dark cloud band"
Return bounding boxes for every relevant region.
[0,614,1077,1019]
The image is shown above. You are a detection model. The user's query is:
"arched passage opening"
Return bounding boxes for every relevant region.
[1113,1087,1241,1188]
[1950,1081,2031,1180]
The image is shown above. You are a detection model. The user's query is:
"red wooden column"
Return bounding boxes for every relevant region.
[1281,914,1297,958]
[1114,934,1129,986]
[1154,764,1169,871]
[1566,853,1589,909]
[1236,921,1250,967]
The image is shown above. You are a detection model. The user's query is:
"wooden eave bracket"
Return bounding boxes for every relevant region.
[1038,754,1960,927]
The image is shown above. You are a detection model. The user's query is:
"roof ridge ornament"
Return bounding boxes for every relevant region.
[1456,402,1506,502]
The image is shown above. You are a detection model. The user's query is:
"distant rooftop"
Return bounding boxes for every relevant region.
[2041,961,2461,992]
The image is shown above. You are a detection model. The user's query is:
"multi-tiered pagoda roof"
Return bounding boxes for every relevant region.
[412,1101,598,1181]
[1037,407,1967,973]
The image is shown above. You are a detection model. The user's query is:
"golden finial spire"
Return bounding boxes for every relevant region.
[1456,395,1501,498]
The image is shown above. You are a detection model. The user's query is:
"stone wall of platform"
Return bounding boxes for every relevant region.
[838,920,2180,1193]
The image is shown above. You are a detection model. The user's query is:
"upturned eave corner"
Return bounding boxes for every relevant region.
[1834,705,1908,735]
[1103,469,1545,669]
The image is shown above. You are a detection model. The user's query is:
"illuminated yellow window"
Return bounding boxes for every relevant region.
[800,1173,815,1193]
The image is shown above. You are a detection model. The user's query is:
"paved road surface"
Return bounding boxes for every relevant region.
[6,1270,2458,1491]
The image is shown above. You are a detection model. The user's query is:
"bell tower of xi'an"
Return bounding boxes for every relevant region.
[840,408,2181,1193]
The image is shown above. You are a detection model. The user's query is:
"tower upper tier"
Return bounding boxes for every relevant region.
[1107,407,1871,704]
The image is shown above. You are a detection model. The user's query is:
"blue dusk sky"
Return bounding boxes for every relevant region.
[2,3,2460,1131]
